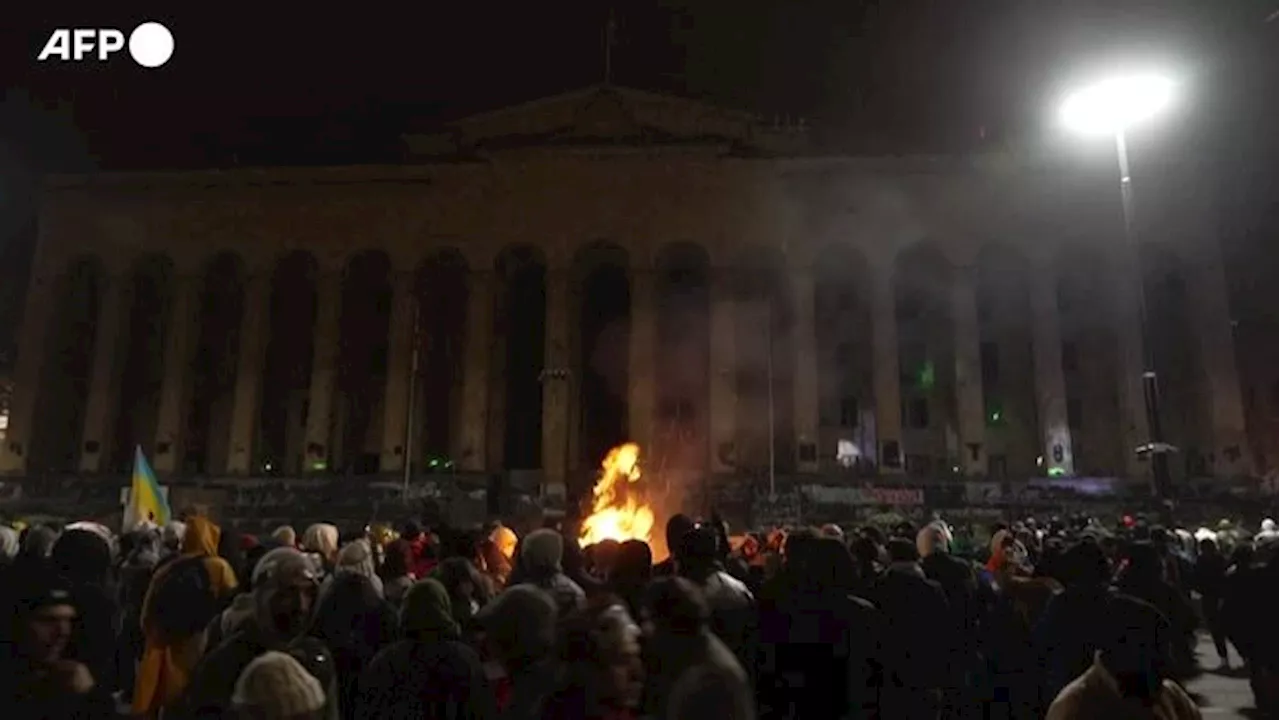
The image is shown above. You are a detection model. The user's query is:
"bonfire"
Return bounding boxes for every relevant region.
[578,442,656,547]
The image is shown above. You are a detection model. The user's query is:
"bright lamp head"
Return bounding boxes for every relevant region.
[1059,74,1175,136]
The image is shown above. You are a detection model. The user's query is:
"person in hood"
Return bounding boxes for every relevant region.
[356,579,493,720]
[175,547,339,720]
[325,539,384,599]
[642,577,754,720]
[476,584,560,720]
[302,524,341,578]
[133,515,239,718]
[309,572,397,720]
[518,529,585,617]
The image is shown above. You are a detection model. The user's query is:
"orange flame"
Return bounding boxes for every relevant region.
[578,442,656,547]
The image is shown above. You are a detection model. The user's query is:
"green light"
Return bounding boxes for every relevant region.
[917,362,935,391]
[1047,466,1067,477]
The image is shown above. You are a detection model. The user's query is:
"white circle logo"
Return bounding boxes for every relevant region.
[128,22,174,68]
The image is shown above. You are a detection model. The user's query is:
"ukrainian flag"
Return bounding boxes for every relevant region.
[124,445,171,530]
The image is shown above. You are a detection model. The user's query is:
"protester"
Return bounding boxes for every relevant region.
[133,514,239,718]
[1045,594,1201,719]
[356,578,493,719]
[0,570,117,718]
[174,547,336,719]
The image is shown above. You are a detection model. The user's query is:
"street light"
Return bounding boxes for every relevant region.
[1059,72,1178,512]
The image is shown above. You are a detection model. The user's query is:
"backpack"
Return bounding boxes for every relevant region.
[151,556,218,641]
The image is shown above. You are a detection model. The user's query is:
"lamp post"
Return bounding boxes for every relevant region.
[1059,73,1178,513]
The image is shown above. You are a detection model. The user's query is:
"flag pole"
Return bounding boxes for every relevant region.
[402,297,421,503]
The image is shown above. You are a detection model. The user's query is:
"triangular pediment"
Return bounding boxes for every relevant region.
[403,85,810,156]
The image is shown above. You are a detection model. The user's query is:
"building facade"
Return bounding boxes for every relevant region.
[0,86,1252,492]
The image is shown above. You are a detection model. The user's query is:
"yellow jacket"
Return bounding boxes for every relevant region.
[131,516,239,717]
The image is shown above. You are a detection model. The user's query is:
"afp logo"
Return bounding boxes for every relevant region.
[37,22,174,68]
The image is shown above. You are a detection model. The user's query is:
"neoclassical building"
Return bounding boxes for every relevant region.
[0,85,1251,492]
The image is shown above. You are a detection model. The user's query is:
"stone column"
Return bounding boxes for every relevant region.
[708,269,737,473]
[541,267,571,496]
[224,270,271,475]
[1188,247,1248,476]
[628,268,657,460]
[791,269,820,472]
[78,273,128,473]
[951,266,987,475]
[152,274,199,474]
[869,264,903,472]
[379,271,415,474]
[457,271,494,472]
[304,270,343,474]
[1112,253,1151,479]
[0,270,58,474]
[1029,260,1075,477]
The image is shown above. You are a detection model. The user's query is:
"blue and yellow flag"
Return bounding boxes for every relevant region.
[124,445,170,530]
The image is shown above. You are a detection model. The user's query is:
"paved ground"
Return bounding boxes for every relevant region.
[1185,633,1268,719]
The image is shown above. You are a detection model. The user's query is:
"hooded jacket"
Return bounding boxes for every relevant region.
[356,580,494,720]
[132,516,239,717]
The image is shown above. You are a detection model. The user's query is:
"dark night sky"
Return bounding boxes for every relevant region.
[0,1,1274,336]
[2,1,1274,166]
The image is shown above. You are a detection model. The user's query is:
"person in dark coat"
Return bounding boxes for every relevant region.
[49,528,121,695]
[642,577,755,720]
[0,568,117,718]
[309,573,399,720]
[758,535,882,719]
[1033,540,1122,710]
[1192,537,1231,669]
[476,584,561,720]
[866,538,952,720]
[356,579,493,720]
[174,547,339,720]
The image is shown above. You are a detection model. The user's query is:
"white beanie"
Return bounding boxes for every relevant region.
[232,650,326,718]
[333,539,384,595]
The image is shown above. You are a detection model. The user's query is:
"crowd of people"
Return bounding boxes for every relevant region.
[0,509,1275,719]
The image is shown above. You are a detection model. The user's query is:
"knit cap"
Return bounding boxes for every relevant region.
[232,650,326,718]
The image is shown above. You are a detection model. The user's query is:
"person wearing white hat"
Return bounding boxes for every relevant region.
[232,651,326,720]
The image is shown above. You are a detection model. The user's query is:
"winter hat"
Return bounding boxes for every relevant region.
[476,584,558,665]
[333,539,384,597]
[521,529,564,574]
[12,569,77,618]
[400,578,459,638]
[232,650,326,717]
